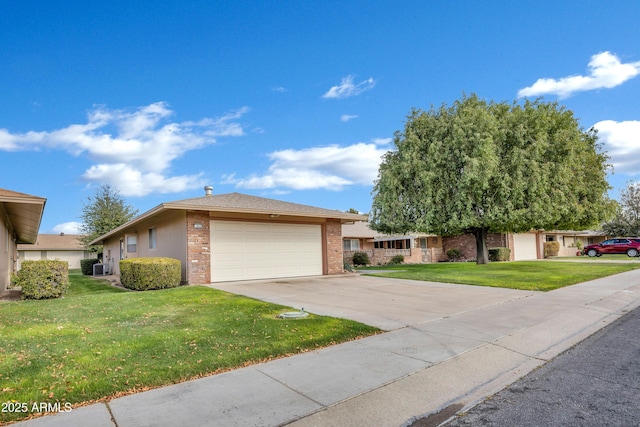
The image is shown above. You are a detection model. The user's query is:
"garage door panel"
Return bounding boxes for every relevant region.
[513,233,538,260]
[211,220,322,282]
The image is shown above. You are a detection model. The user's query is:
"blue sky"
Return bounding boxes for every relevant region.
[1,1,639,233]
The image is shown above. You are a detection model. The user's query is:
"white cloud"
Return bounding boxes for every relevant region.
[224,140,390,191]
[51,222,83,234]
[593,120,640,175]
[372,137,392,145]
[0,103,248,196]
[322,75,376,99]
[340,114,359,122]
[82,164,207,197]
[518,52,640,98]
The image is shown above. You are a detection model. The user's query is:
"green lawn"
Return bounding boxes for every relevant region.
[359,260,640,291]
[0,271,378,424]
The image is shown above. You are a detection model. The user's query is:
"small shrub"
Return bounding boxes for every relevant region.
[489,247,511,262]
[351,252,370,266]
[343,262,354,272]
[14,260,69,299]
[543,241,560,258]
[80,258,100,275]
[446,248,463,262]
[388,254,404,265]
[120,257,181,290]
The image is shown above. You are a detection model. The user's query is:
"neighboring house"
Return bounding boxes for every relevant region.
[342,222,445,264]
[542,230,607,257]
[17,233,95,269]
[0,188,46,291]
[442,230,613,260]
[90,188,366,284]
[344,223,611,263]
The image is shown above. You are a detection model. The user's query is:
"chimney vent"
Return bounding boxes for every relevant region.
[204,185,213,196]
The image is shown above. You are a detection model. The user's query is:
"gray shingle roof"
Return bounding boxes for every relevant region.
[90,192,367,245]
[17,234,85,251]
[166,192,364,218]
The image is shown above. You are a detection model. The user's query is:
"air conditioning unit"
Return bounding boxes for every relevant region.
[93,263,106,276]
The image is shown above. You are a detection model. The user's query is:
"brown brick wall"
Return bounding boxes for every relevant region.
[324,220,344,274]
[186,211,211,284]
[442,233,509,261]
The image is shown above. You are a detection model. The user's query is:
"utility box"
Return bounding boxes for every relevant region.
[93,263,106,276]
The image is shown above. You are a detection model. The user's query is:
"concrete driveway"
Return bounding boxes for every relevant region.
[209,273,535,330]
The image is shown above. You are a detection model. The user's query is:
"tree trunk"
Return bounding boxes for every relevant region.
[474,228,489,264]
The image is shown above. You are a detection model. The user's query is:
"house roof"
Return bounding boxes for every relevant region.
[342,221,433,241]
[545,230,607,237]
[342,221,380,239]
[0,188,47,244]
[17,234,85,251]
[90,192,368,245]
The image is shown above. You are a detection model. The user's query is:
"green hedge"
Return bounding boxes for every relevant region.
[388,254,404,265]
[80,258,100,275]
[119,257,181,291]
[446,248,463,261]
[351,252,370,266]
[14,260,69,299]
[489,247,511,262]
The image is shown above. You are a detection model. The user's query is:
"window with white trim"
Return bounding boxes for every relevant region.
[149,228,157,249]
[126,235,137,253]
[343,239,360,251]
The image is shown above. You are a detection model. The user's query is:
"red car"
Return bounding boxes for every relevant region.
[583,238,640,257]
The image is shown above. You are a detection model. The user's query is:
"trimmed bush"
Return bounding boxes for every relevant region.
[489,247,511,262]
[351,252,370,266]
[544,241,560,258]
[14,260,69,299]
[389,254,404,265]
[119,257,181,291]
[80,258,100,275]
[446,248,463,261]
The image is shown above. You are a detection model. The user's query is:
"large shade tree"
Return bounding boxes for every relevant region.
[79,184,139,253]
[601,181,640,237]
[370,94,614,264]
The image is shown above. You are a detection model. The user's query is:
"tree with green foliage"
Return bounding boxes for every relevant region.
[370,94,614,264]
[79,184,138,253]
[601,180,640,237]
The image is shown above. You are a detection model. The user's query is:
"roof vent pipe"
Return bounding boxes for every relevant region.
[204,185,213,196]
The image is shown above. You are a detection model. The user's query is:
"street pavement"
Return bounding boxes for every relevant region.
[9,269,640,427]
[440,303,640,427]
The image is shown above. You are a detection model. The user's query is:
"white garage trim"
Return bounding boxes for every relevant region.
[210,220,322,282]
[513,233,539,260]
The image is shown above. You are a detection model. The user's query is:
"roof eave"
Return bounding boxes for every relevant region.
[89,203,367,245]
[89,204,167,245]
[0,196,47,244]
[162,202,368,223]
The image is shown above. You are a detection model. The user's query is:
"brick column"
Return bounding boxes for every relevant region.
[186,211,211,284]
[324,219,344,275]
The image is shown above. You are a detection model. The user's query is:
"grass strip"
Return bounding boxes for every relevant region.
[360,260,640,291]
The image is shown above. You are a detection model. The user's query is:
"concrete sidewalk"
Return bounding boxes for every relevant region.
[13,270,640,427]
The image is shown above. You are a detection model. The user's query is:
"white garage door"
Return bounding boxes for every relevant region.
[512,233,538,260]
[210,220,322,282]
